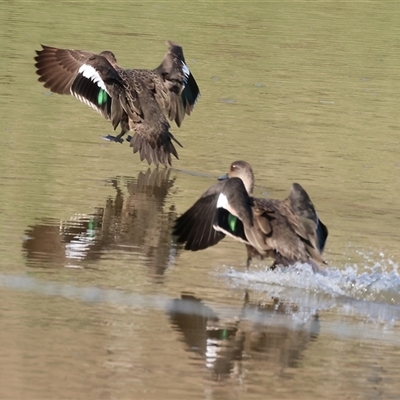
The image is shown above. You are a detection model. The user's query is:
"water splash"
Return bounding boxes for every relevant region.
[224,256,400,297]
[221,255,400,325]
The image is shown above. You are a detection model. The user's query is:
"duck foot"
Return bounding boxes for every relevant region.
[101,134,124,143]
[101,134,132,144]
[269,262,278,270]
[246,257,252,269]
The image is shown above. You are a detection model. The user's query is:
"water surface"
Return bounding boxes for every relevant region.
[1,1,400,399]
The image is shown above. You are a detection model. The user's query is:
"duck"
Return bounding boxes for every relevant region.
[173,161,328,273]
[34,41,200,167]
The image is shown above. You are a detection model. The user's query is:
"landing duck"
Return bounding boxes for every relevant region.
[173,161,328,272]
[34,41,200,167]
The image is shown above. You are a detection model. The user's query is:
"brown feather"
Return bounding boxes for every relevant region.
[34,41,200,167]
[174,161,328,271]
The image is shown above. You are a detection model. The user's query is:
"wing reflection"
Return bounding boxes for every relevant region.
[22,214,104,267]
[22,169,178,277]
[168,292,319,381]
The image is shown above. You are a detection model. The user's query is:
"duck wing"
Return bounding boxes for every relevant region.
[284,183,329,261]
[247,198,309,265]
[212,177,253,243]
[173,182,227,251]
[34,45,126,126]
[174,177,254,251]
[155,41,200,127]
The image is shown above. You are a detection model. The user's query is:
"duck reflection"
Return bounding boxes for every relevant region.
[168,292,319,381]
[22,168,177,277]
[239,292,320,372]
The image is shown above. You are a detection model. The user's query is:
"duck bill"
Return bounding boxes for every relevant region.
[218,173,229,181]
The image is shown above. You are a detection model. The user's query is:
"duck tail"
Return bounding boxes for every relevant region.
[129,130,180,167]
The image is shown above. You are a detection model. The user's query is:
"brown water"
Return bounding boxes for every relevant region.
[1,1,400,399]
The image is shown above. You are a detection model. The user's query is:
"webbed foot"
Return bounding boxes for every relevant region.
[101,135,124,144]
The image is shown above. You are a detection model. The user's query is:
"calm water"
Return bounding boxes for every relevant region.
[1,1,400,399]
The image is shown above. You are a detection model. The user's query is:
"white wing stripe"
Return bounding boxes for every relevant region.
[216,192,238,216]
[181,61,190,85]
[216,193,228,209]
[213,224,250,244]
[78,64,107,90]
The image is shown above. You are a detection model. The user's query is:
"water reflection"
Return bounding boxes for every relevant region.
[168,292,319,381]
[22,214,103,267]
[22,168,178,278]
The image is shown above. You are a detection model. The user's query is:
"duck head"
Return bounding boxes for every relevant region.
[218,160,255,195]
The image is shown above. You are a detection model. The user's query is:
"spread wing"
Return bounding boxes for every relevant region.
[34,42,200,167]
[155,41,200,127]
[34,45,126,125]
[285,183,329,262]
[247,198,310,264]
[173,183,226,251]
